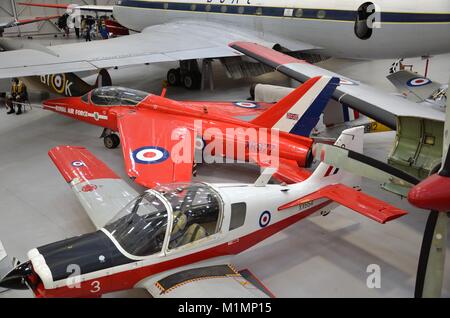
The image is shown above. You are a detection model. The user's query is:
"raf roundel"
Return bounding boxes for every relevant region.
[50,74,66,94]
[259,211,271,228]
[71,160,85,167]
[132,146,170,164]
[407,77,431,87]
[234,101,258,108]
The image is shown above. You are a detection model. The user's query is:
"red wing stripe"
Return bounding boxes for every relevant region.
[17,15,60,24]
[17,2,69,9]
[230,42,307,66]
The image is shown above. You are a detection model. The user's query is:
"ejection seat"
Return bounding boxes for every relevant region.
[169,211,207,249]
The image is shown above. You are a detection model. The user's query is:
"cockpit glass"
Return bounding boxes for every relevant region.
[104,192,168,256]
[90,86,148,106]
[155,183,222,249]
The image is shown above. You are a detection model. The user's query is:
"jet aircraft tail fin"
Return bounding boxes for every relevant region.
[308,126,363,187]
[250,76,339,136]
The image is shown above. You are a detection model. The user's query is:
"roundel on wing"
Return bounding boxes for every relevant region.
[407,77,431,87]
[233,101,259,108]
[259,211,271,228]
[132,146,170,164]
[71,160,86,167]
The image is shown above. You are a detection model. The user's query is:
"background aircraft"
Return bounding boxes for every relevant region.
[312,85,450,297]
[230,41,447,184]
[0,14,59,35]
[1,0,449,87]
[387,70,447,109]
[0,127,406,297]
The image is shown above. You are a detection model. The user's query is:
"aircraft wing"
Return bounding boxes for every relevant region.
[116,109,195,188]
[139,264,271,298]
[48,145,139,229]
[0,20,315,79]
[17,2,113,12]
[0,15,60,29]
[186,100,273,118]
[386,70,442,103]
[230,42,446,129]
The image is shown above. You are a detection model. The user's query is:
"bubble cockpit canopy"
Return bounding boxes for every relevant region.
[87,86,148,106]
[104,183,222,257]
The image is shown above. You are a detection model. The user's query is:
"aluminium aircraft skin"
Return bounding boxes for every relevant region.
[0,126,406,298]
[1,0,449,80]
[229,41,447,128]
[41,76,340,188]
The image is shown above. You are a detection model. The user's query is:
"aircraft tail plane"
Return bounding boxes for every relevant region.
[282,126,407,224]
[387,70,442,103]
[22,69,112,97]
[250,76,339,136]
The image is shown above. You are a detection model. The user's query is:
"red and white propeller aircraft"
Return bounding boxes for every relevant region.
[42,76,339,187]
[0,126,406,298]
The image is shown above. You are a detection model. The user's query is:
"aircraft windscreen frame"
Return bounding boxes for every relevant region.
[104,192,169,256]
[104,183,223,257]
[89,86,148,106]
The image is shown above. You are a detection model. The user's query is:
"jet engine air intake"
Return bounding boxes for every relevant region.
[354,2,376,40]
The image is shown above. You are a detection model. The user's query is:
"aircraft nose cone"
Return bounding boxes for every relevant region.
[0,261,33,290]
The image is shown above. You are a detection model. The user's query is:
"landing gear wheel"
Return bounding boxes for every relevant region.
[104,134,120,149]
[167,68,181,86]
[182,71,201,90]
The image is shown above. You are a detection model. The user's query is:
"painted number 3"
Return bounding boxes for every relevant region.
[90,281,101,293]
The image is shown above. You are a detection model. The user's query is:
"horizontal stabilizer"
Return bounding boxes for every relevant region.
[49,145,139,229]
[313,143,419,196]
[387,70,441,103]
[278,184,407,224]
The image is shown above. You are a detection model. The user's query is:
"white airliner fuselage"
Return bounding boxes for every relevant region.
[113,0,450,59]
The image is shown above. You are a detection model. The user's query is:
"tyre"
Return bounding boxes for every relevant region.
[183,71,201,90]
[167,68,181,86]
[104,134,120,149]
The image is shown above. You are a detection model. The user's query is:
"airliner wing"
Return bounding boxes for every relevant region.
[0,21,315,79]
[230,42,446,129]
[139,264,272,298]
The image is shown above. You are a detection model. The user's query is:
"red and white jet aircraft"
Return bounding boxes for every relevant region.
[0,126,406,298]
[42,76,339,187]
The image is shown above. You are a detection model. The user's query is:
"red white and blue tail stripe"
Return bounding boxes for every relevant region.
[250,76,339,136]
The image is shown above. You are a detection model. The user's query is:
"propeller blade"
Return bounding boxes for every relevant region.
[0,261,32,290]
[439,136,450,177]
[415,211,448,298]
[439,76,450,176]
[313,143,419,196]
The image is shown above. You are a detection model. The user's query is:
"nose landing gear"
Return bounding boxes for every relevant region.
[100,128,120,149]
